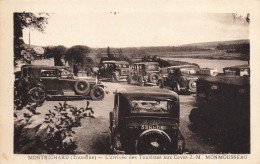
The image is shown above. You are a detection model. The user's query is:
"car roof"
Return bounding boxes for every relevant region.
[102,61,129,64]
[134,62,159,65]
[223,64,249,69]
[115,87,178,97]
[198,76,249,86]
[21,65,67,70]
[167,65,198,69]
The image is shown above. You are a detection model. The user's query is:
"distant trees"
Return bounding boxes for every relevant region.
[65,45,91,65]
[14,12,49,65]
[44,45,67,66]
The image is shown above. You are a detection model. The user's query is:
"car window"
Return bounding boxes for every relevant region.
[116,64,129,68]
[180,68,197,75]
[146,64,158,70]
[131,100,170,114]
[41,69,57,77]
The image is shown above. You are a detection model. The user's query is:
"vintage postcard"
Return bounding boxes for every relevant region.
[1,0,260,163]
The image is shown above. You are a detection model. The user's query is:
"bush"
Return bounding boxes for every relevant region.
[14,101,94,154]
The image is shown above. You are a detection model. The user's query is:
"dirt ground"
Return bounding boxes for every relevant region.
[36,81,217,154]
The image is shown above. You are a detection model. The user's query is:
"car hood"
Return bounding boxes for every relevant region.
[181,74,198,79]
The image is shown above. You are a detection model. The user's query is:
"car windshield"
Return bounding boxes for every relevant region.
[130,100,171,114]
[180,68,197,75]
[41,69,57,77]
[116,64,129,68]
[146,64,159,70]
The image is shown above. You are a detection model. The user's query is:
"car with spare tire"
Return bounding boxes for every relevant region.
[157,65,199,94]
[127,62,160,86]
[98,61,130,82]
[15,65,106,105]
[109,87,185,154]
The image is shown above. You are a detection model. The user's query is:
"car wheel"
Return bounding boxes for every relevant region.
[138,77,144,87]
[188,80,197,92]
[74,80,90,95]
[27,86,45,104]
[111,74,118,83]
[149,73,159,84]
[136,130,171,154]
[90,86,105,100]
[158,80,164,89]
[172,83,180,93]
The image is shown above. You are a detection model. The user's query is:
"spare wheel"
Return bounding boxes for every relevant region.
[188,79,197,92]
[74,80,90,95]
[135,129,171,154]
[149,73,159,84]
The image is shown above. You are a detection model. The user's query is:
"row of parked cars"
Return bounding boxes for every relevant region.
[98,60,250,153]
[14,60,250,154]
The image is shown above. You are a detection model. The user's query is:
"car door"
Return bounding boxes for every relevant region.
[40,69,59,91]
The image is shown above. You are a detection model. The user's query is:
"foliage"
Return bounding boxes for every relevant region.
[44,45,67,66]
[65,45,91,65]
[14,12,49,63]
[107,46,113,58]
[14,101,94,154]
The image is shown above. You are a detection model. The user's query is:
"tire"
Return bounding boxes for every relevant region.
[27,86,46,104]
[149,73,159,84]
[90,86,105,100]
[188,80,197,92]
[136,130,171,154]
[74,80,90,95]
[111,73,118,83]
[138,77,144,87]
[172,83,180,94]
[158,80,164,89]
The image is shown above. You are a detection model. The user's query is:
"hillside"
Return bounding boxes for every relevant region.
[179,39,249,49]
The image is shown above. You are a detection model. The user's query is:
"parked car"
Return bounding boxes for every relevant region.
[109,87,185,154]
[15,65,106,104]
[189,75,250,153]
[223,64,250,76]
[98,61,130,82]
[157,65,199,94]
[127,62,160,86]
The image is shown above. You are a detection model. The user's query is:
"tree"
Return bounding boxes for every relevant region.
[107,46,112,59]
[65,45,91,65]
[14,12,49,64]
[44,45,67,66]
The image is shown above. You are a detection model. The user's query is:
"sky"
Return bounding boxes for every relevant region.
[23,12,249,48]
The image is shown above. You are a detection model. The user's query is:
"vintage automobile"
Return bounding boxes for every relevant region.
[127,62,160,86]
[109,87,185,154]
[157,65,199,94]
[98,61,130,82]
[189,75,250,153]
[223,64,250,76]
[15,65,106,104]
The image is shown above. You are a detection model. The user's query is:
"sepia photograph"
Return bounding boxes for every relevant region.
[13,12,250,154]
[1,0,260,163]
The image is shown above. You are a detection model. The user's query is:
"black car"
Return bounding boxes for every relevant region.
[189,75,250,153]
[109,87,185,154]
[15,65,106,104]
[158,65,199,94]
[98,61,130,82]
[127,62,160,86]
